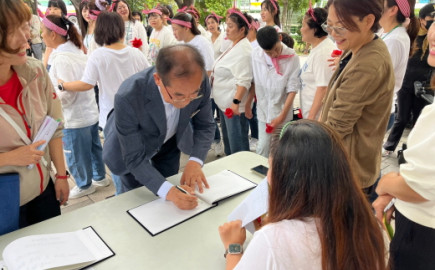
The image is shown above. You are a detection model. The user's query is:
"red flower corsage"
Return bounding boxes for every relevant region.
[266,123,274,134]
[131,38,143,49]
[225,108,233,119]
[331,49,343,57]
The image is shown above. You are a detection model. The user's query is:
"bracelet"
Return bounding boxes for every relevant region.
[55,174,68,180]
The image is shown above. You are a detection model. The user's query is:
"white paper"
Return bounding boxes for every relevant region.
[197,170,257,205]
[2,228,113,270]
[228,178,269,234]
[28,116,60,169]
[128,198,214,236]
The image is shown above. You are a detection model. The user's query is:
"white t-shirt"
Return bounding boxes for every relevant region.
[380,26,410,113]
[83,33,99,55]
[49,41,98,129]
[148,26,177,65]
[187,35,214,72]
[212,38,253,112]
[80,46,150,128]
[300,38,335,119]
[124,20,149,57]
[235,218,322,270]
[197,24,210,41]
[211,32,223,60]
[396,102,435,229]
[252,43,301,123]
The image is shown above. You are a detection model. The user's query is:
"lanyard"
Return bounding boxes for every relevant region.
[381,25,401,40]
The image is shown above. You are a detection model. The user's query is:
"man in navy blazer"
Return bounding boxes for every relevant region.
[103,45,215,209]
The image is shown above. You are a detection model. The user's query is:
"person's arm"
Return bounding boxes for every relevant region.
[219,220,246,270]
[58,80,94,92]
[49,137,69,205]
[0,141,45,167]
[43,47,53,68]
[376,172,428,203]
[270,92,296,127]
[136,21,149,57]
[307,86,327,120]
[230,46,253,115]
[244,83,255,119]
[180,77,215,192]
[230,85,248,116]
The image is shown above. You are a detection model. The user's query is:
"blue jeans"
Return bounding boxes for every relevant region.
[31,43,43,60]
[219,109,249,155]
[248,101,258,140]
[62,123,106,189]
[111,173,123,195]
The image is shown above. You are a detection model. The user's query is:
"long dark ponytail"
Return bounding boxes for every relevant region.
[46,15,82,49]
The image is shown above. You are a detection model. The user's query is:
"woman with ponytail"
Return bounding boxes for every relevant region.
[171,12,214,75]
[383,3,434,155]
[41,15,108,199]
[260,0,281,31]
[379,0,419,136]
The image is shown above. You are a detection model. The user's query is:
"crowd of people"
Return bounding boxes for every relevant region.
[0,0,434,268]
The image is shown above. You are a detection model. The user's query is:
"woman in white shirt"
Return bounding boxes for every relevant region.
[206,12,224,60]
[145,6,177,65]
[57,11,149,195]
[42,15,107,199]
[300,7,335,120]
[113,0,149,57]
[260,0,282,32]
[220,120,387,270]
[78,1,99,55]
[373,21,435,270]
[212,10,253,155]
[380,0,419,155]
[171,12,214,75]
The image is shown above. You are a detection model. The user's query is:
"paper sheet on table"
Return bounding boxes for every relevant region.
[2,227,113,270]
[228,178,269,234]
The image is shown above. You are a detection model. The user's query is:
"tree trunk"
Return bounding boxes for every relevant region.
[281,0,288,30]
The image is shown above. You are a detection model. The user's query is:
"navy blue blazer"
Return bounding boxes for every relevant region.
[103,66,215,194]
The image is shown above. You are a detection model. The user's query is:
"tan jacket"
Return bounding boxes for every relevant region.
[0,58,64,205]
[321,37,394,188]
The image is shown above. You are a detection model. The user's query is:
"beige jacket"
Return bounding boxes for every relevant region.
[0,57,64,205]
[321,37,394,188]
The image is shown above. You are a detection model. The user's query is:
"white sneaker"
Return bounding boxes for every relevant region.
[92,178,110,187]
[382,149,394,157]
[249,138,258,152]
[69,185,96,199]
[213,142,224,157]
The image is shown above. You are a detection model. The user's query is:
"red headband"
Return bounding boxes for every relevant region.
[228,8,252,29]
[42,17,67,36]
[395,0,411,18]
[143,8,163,15]
[307,0,317,22]
[206,11,223,23]
[270,0,278,12]
[170,19,192,28]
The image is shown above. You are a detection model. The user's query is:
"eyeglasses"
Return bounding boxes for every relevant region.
[162,83,203,103]
[321,22,348,36]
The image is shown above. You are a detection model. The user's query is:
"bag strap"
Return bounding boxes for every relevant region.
[0,106,31,145]
[0,106,48,167]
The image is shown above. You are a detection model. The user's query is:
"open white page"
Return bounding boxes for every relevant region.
[228,178,269,234]
[197,170,257,205]
[2,228,113,270]
[2,231,95,270]
[128,198,214,236]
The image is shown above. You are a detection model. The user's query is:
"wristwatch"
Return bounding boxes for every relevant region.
[58,82,65,92]
[224,243,243,258]
[232,98,241,105]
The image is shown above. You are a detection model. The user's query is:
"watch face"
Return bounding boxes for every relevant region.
[229,244,242,253]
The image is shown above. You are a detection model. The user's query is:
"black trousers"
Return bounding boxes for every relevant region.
[384,88,427,151]
[390,210,435,270]
[120,135,181,192]
[19,180,61,228]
